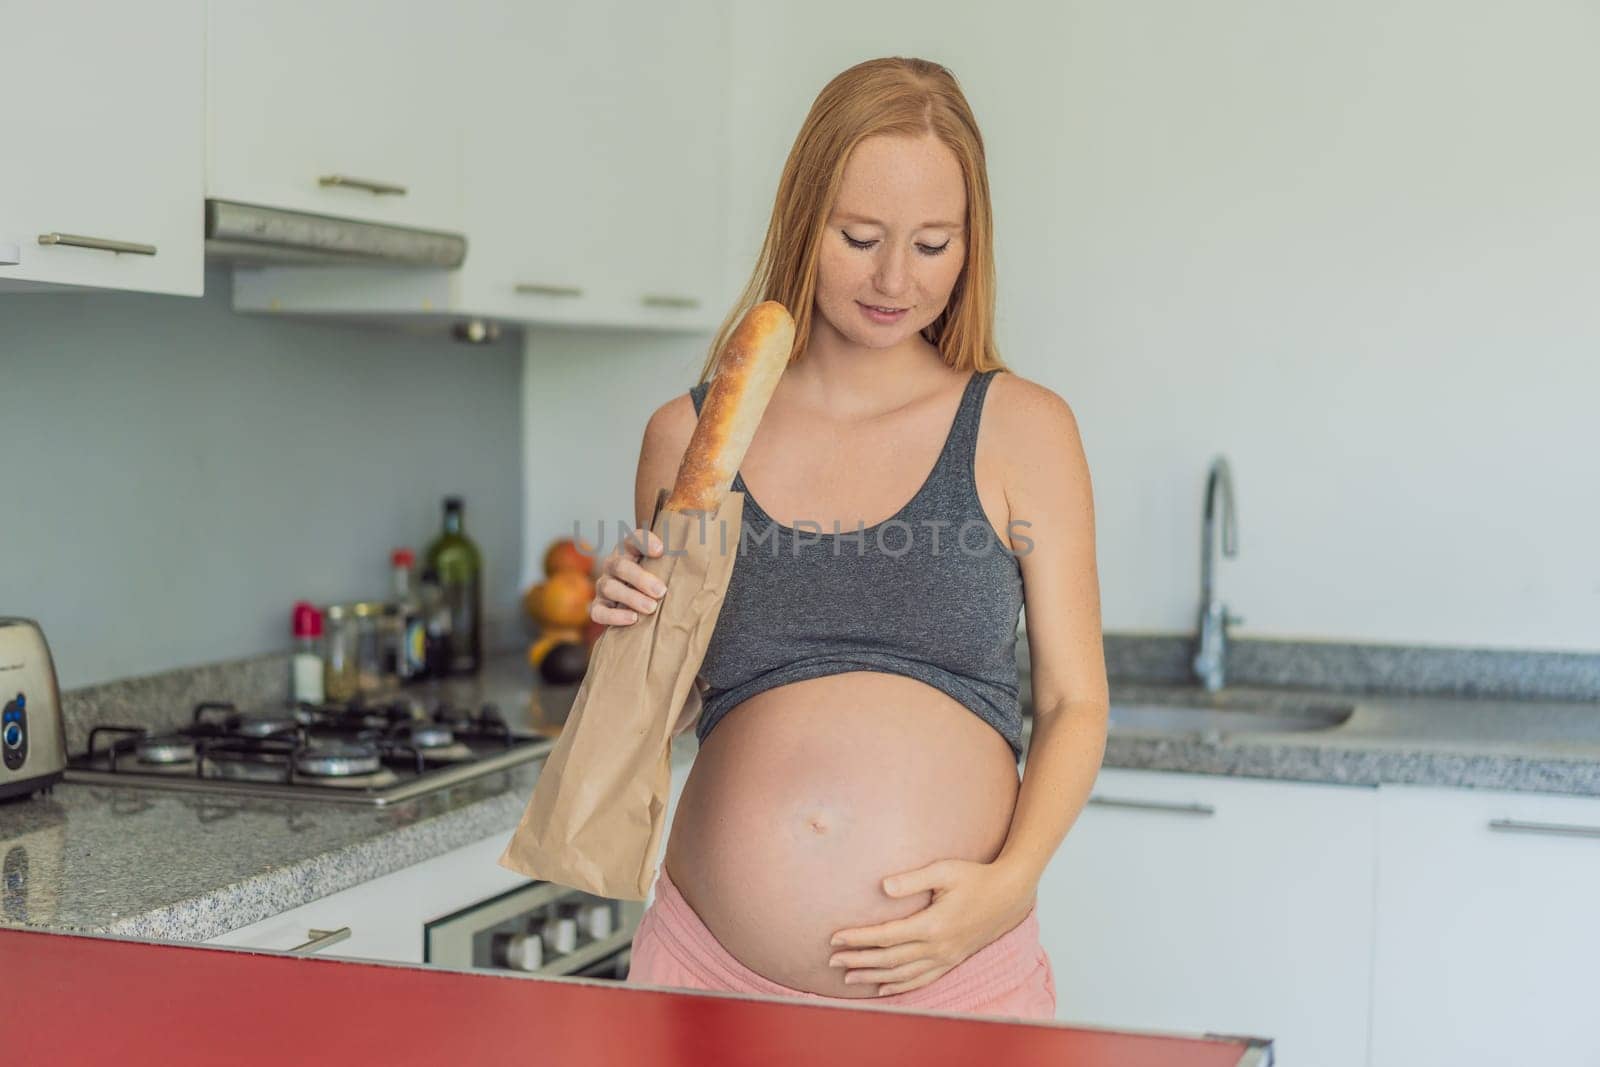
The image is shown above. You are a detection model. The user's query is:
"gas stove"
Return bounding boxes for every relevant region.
[62,695,552,806]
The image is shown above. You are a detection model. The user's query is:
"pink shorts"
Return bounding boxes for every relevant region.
[625,863,1056,1021]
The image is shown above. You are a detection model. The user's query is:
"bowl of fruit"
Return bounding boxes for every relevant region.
[524,537,602,686]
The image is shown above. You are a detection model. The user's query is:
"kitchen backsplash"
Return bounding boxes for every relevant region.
[2,266,524,690]
[58,651,291,756]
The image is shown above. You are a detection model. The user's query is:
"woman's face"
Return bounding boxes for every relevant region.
[813,133,968,351]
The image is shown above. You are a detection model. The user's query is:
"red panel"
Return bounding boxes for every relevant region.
[2,927,1257,1066]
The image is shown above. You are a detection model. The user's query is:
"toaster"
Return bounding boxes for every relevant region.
[0,618,68,802]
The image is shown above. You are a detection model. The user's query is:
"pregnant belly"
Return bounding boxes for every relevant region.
[660,671,1021,998]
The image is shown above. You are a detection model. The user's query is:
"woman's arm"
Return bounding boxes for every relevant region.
[825,376,1111,994]
[991,378,1110,889]
[591,393,700,624]
[634,393,698,535]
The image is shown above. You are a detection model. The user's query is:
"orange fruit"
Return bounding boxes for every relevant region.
[544,538,597,579]
[534,570,595,628]
[522,581,544,622]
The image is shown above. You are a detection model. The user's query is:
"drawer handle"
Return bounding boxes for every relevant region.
[287,926,351,955]
[37,233,156,256]
[515,283,584,297]
[1089,795,1216,816]
[641,293,701,309]
[318,174,408,196]
[1488,818,1600,840]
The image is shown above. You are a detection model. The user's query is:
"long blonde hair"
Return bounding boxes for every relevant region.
[696,57,1008,386]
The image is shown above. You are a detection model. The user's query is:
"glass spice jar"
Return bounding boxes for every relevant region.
[323,604,360,702]
[351,601,385,695]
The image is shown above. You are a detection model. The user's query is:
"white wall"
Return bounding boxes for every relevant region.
[527,0,1599,653]
[3,267,525,688]
[521,325,720,583]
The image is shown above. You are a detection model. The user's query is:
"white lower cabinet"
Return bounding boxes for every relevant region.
[210,760,695,964]
[1368,784,1600,1066]
[1033,766,1378,1065]
[207,832,529,964]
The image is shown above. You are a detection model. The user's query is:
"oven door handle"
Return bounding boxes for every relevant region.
[287,926,352,955]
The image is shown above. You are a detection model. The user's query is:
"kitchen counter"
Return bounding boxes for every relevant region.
[0,653,698,941]
[1029,679,1600,796]
[0,925,1271,1067]
[5,652,1600,943]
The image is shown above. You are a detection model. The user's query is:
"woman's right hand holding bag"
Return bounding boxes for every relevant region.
[590,527,668,628]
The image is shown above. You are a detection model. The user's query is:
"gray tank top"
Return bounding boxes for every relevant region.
[686,368,1026,762]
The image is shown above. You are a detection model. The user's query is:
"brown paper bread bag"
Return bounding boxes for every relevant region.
[497,301,794,900]
[496,489,743,899]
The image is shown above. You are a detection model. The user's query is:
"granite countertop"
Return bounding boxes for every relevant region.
[4,654,1600,944]
[1025,677,1600,795]
[0,654,697,942]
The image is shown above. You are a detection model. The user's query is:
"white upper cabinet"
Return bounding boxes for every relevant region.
[455,0,731,329]
[3,0,731,318]
[1034,766,1377,1066]
[1369,784,1600,1066]
[0,0,204,296]
[231,0,731,331]
[453,0,625,326]
[597,0,731,324]
[206,0,463,231]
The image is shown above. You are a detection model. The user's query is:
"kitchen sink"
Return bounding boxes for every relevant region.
[1108,700,1355,738]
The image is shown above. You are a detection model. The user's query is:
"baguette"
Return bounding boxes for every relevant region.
[665,300,795,514]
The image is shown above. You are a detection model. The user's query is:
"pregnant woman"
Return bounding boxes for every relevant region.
[604,58,1109,1020]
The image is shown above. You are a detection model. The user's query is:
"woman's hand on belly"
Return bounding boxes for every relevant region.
[824,855,1037,996]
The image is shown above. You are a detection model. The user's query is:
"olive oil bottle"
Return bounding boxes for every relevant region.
[425,496,483,674]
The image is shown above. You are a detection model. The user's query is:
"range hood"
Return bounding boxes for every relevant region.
[203,199,467,268]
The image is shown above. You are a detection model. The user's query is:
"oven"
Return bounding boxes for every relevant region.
[424,878,644,980]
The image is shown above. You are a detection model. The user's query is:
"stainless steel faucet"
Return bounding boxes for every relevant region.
[1192,455,1244,691]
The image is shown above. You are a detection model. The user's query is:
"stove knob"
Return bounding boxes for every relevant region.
[490,931,544,972]
[582,903,615,940]
[543,914,579,955]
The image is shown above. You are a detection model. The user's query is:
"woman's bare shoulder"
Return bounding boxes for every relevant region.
[646,387,701,444]
[983,370,1087,489]
[986,370,1080,438]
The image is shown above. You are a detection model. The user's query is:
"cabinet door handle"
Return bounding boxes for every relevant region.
[515,283,584,297]
[287,926,351,955]
[37,233,156,256]
[1488,818,1600,840]
[318,174,408,196]
[1089,795,1216,816]
[641,293,701,309]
